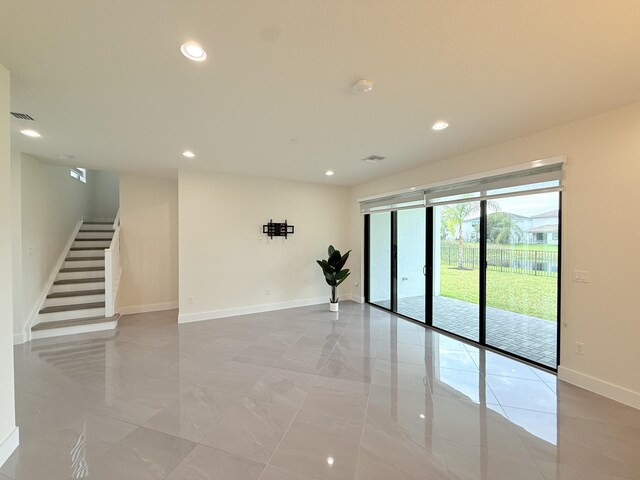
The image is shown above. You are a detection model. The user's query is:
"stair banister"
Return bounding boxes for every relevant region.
[104,210,121,317]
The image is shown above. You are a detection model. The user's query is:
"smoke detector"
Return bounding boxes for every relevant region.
[362,155,385,163]
[351,79,374,94]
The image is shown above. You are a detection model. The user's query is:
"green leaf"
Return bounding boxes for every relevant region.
[334,250,351,272]
[328,245,335,257]
[328,250,342,267]
[335,269,350,281]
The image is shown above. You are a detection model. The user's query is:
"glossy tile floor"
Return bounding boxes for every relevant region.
[5,302,640,480]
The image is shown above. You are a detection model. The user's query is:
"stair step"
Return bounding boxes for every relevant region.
[79,229,114,233]
[32,315,119,332]
[60,267,105,273]
[70,247,106,251]
[74,238,113,242]
[83,222,113,225]
[39,302,105,314]
[65,256,104,261]
[47,289,105,299]
[54,277,106,285]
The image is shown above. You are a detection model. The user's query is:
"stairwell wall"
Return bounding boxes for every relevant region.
[17,154,95,337]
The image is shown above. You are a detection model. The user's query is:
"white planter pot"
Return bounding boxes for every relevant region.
[329,302,339,312]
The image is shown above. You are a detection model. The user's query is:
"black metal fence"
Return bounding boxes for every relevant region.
[441,245,558,277]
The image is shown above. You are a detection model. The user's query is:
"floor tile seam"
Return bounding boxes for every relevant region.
[256,397,306,480]
[163,435,272,479]
[352,381,374,473]
[97,424,198,474]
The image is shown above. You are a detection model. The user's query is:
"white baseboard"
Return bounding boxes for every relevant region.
[558,366,640,410]
[119,302,178,315]
[13,333,25,345]
[178,296,327,324]
[0,427,19,468]
[348,294,364,304]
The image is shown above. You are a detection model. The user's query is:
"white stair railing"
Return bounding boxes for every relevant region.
[104,210,121,317]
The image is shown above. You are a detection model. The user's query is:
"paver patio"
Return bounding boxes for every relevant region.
[376,295,557,368]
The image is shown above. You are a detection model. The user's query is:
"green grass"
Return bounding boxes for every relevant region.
[439,264,557,321]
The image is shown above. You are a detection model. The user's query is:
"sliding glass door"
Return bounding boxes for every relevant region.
[363,164,563,370]
[432,201,481,341]
[396,209,426,322]
[368,212,391,309]
[485,192,560,368]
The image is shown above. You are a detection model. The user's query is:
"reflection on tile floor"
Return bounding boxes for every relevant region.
[5,302,640,479]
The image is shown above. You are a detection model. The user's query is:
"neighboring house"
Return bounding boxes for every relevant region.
[527,224,559,245]
[450,210,559,244]
[528,210,559,245]
[458,212,531,243]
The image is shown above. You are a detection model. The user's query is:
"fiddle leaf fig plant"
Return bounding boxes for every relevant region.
[316,245,351,304]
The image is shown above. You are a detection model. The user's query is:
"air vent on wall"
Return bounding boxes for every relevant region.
[11,112,35,121]
[362,155,385,163]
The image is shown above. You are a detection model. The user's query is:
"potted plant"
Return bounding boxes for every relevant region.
[316,245,351,312]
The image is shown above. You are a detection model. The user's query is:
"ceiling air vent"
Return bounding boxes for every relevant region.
[11,112,35,121]
[362,155,385,163]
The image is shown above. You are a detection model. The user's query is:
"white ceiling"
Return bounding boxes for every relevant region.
[2,0,640,186]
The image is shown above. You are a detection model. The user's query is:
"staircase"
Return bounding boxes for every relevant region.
[31,220,120,339]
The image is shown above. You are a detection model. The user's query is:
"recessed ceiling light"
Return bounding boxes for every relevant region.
[180,42,207,62]
[325,170,334,176]
[410,187,416,191]
[182,150,196,158]
[21,129,41,138]
[326,457,335,466]
[351,79,374,94]
[419,413,426,419]
[432,121,449,131]
[57,154,75,160]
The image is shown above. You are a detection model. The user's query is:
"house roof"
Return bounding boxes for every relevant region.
[531,210,559,219]
[527,223,559,233]
[465,211,529,222]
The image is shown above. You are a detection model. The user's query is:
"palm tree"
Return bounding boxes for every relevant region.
[487,212,524,244]
[442,201,499,269]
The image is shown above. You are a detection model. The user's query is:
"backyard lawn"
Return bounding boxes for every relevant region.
[439,264,557,321]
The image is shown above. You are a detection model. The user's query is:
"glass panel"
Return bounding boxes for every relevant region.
[432,201,480,341]
[369,212,391,308]
[485,192,560,368]
[396,208,426,322]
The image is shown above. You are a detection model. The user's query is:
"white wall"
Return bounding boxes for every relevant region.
[178,170,350,322]
[18,154,95,336]
[10,150,22,343]
[350,101,640,407]
[117,175,178,313]
[0,62,18,466]
[91,170,119,219]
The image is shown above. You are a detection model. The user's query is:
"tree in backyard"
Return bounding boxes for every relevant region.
[487,212,524,245]
[442,201,499,269]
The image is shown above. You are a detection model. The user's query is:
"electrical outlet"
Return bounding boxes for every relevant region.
[266,289,271,296]
[572,270,589,283]
[188,296,195,304]
[575,342,585,355]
